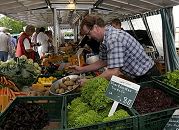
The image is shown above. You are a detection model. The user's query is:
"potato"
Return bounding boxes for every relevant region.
[58,88,65,94]
[62,78,66,83]
[64,81,74,86]
[59,82,66,88]
[68,86,73,91]
[56,89,60,94]
[66,77,70,81]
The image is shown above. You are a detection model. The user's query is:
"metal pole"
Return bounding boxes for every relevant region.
[89,8,91,14]
[53,8,58,53]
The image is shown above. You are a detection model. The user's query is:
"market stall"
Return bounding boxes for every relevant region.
[0,0,179,130]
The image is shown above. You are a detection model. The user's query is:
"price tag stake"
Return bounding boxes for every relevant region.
[108,101,119,117]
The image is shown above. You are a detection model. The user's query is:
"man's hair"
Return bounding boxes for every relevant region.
[39,27,45,32]
[80,15,105,33]
[111,18,121,26]
[24,25,35,33]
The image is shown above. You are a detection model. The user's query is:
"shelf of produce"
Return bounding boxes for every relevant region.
[133,81,179,130]
[64,93,138,130]
[152,73,179,93]
[0,96,64,130]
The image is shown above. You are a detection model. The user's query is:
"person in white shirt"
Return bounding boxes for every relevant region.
[37,27,50,59]
[31,27,40,62]
[0,27,12,61]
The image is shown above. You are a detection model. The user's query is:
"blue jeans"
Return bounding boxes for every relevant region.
[0,51,8,61]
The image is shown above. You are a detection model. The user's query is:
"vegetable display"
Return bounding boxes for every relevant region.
[163,70,179,88]
[133,87,177,114]
[67,77,130,128]
[0,56,41,90]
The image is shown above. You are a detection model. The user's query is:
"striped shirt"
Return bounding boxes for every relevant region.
[99,25,154,77]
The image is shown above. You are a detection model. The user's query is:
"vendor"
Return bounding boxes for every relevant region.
[70,15,160,83]
[78,35,100,55]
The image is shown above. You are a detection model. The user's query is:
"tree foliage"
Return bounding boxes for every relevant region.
[0,16,26,34]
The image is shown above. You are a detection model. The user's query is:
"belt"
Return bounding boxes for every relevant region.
[134,64,161,83]
[143,64,161,77]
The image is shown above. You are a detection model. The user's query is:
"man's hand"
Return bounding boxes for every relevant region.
[68,65,84,74]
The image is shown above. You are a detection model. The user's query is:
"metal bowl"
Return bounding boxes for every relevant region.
[49,75,79,96]
[86,55,99,64]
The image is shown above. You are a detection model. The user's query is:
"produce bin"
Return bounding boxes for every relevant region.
[152,75,179,92]
[133,81,179,130]
[0,96,64,130]
[64,93,138,130]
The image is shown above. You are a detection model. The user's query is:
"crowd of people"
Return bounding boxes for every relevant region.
[0,25,54,62]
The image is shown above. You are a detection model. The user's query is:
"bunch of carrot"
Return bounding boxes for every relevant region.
[0,87,16,100]
[0,76,19,92]
[0,87,28,100]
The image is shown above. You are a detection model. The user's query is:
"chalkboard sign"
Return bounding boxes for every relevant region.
[106,76,140,108]
[163,109,179,130]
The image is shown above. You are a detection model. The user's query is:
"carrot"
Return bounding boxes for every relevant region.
[9,89,16,99]
[0,76,3,83]
[7,80,19,92]
[9,89,13,99]
[0,88,3,95]
[3,76,7,85]
[3,87,6,95]
[6,87,9,97]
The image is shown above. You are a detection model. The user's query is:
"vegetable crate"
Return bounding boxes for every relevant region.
[0,96,64,130]
[152,75,179,93]
[133,81,179,130]
[63,93,138,130]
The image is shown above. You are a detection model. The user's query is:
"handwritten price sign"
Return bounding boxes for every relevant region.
[106,76,140,108]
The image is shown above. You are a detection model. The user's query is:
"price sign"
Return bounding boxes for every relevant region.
[106,76,140,108]
[163,109,179,130]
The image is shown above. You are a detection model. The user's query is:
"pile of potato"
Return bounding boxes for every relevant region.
[54,77,80,94]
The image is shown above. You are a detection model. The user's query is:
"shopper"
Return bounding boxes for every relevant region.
[111,18,123,30]
[16,25,35,60]
[0,27,12,61]
[45,30,54,53]
[37,27,50,59]
[31,27,40,62]
[70,15,160,82]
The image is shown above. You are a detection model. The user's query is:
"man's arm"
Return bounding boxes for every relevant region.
[99,68,125,80]
[70,59,107,74]
[83,59,107,72]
